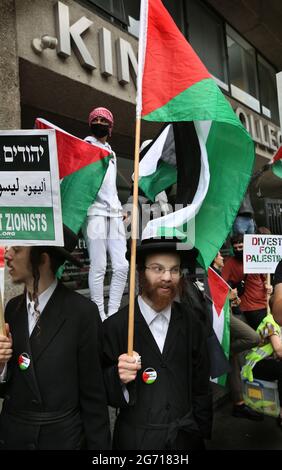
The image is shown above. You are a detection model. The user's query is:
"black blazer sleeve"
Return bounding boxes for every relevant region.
[191,314,213,439]
[0,296,23,397]
[76,301,111,450]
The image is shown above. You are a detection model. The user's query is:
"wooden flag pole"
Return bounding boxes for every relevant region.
[267,272,271,314]
[0,288,5,336]
[127,117,141,356]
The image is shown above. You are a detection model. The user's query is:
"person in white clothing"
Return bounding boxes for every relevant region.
[83,107,129,321]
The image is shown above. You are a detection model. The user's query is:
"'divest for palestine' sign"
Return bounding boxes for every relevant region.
[244,234,282,273]
[0,130,63,246]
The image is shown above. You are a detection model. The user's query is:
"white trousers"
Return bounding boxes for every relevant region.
[83,216,129,321]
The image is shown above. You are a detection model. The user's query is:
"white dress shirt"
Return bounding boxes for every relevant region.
[0,279,58,382]
[122,296,172,403]
[26,278,58,336]
[138,295,171,353]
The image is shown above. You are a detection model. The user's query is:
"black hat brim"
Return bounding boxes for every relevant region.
[51,246,83,267]
[126,238,198,268]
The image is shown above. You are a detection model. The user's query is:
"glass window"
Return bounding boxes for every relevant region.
[88,0,127,23]
[123,0,140,37]
[163,0,185,32]
[87,1,184,39]
[185,0,228,90]
[226,25,259,112]
[122,0,184,39]
[258,55,279,124]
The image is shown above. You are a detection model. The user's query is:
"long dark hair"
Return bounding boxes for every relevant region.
[14,246,63,320]
[27,247,64,333]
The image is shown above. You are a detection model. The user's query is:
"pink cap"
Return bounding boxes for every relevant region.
[88,107,114,136]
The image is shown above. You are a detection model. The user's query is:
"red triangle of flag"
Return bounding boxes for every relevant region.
[273,146,282,163]
[142,0,210,116]
[35,118,110,178]
[208,267,229,316]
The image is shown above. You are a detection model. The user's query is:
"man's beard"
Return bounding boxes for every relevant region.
[140,275,179,311]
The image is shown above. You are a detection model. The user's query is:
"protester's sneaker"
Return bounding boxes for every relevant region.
[232,404,264,421]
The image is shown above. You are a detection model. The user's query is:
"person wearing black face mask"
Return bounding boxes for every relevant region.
[82,107,129,322]
[233,247,243,261]
[222,234,273,330]
[90,122,110,138]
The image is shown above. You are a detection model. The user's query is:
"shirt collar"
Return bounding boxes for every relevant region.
[26,279,58,314]
[85,135,112,152]
[138,295,171,326]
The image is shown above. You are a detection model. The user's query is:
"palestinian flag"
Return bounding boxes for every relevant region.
[208,267,230,386]
[138,122,209,205]
[139,122,210,246]
[35,118,111,233]
[271,146,282,179]
[136,0,255,268]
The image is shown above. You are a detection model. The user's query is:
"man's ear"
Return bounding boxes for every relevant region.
[40,252,50,267]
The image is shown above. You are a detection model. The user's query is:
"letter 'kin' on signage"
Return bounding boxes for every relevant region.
[49,1,137,83]
[32,2,281,152]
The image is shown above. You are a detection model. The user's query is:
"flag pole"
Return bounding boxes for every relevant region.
[127,0,146,354]
[127,117,141,355]
[267,272,271,315]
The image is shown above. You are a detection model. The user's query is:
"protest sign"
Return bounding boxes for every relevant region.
[244,234,282,273]
[0,130,63,245]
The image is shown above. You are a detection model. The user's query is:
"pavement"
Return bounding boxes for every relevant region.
[206,383,282,450]
[207,398,282,450]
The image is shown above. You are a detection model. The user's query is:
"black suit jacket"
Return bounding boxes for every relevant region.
[103,300,212,450]
[0,283,111,450]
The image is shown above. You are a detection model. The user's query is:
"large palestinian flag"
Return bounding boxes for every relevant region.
[207,267,230,386]
[35,118,111,233]
[136,0,255,268]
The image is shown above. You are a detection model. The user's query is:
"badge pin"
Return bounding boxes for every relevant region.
[142,367,157,384]
[18,353,31,371]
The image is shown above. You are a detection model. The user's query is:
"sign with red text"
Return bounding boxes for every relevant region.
[243,234,282,273]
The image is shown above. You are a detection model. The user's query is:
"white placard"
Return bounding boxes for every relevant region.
[244,234,282,273]
[0,130,63,246]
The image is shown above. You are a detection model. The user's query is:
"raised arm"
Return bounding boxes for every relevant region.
[272,261,282,325]
[272,283,282,325]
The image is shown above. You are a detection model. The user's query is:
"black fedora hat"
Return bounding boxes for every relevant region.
[51,224,82,267]
[127,237,198,268]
